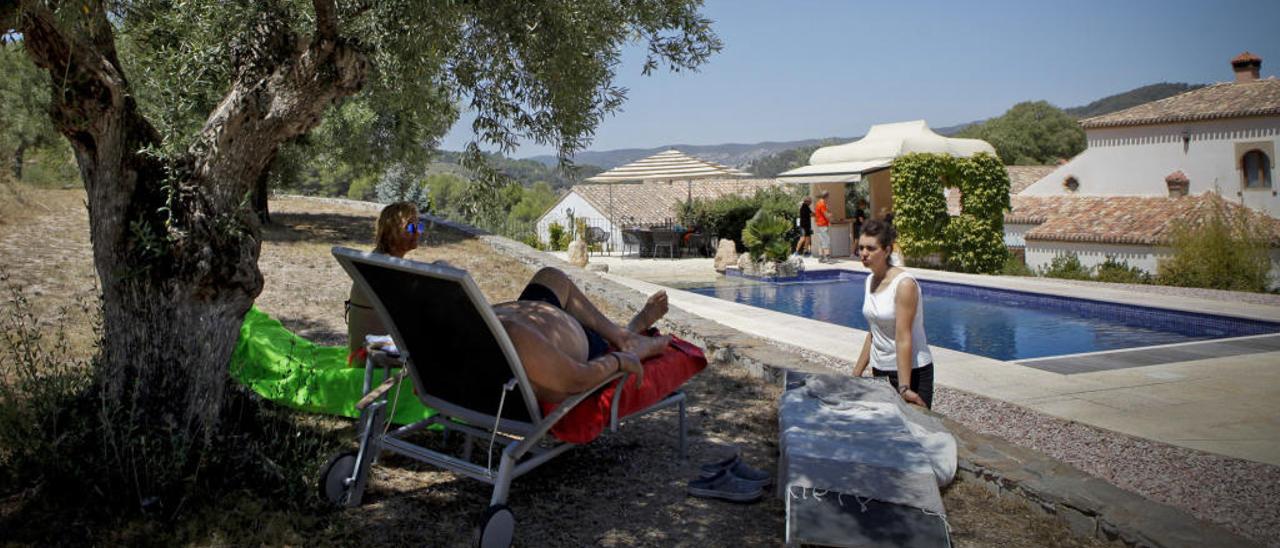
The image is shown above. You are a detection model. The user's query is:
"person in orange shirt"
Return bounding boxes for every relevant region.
[813,190,833,263]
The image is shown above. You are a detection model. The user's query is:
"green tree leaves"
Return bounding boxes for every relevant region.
[956,101,1085,165]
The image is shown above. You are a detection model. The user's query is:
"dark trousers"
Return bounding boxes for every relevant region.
[873,363,934,409]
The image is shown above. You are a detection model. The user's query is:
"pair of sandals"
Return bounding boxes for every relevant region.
[687,453,771,503]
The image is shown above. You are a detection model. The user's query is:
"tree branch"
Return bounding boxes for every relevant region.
[190,20,366,203]
[313,0,337,41]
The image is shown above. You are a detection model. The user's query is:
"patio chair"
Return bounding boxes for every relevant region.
[621,228,642,258]
[586,226,610,256]
[321,247,705,547]
[637,229,655,257]
[683,232,709,258]
[651,229,678,259]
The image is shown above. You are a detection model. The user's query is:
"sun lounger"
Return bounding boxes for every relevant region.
[320,247,705,547]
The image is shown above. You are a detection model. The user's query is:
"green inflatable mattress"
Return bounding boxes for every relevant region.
[230,307,433,425]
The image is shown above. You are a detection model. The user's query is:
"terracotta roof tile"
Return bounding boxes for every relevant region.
[1079,79,1280,129]
[1007,166,1058,194]
[1233,51,1262,65]
[1007,194,1280,246]
[573,178,783,224]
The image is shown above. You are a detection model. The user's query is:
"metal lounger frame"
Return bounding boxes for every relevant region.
[330,247,687,515]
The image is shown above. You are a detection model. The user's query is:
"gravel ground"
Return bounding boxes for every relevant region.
[782,343,1280,547]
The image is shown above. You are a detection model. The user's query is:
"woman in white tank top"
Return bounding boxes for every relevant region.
[851,219,934,408]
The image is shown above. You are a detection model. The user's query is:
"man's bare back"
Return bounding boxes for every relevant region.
[493,269,671,403]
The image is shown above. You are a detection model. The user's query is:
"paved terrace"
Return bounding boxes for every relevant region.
[562,252,1280,466]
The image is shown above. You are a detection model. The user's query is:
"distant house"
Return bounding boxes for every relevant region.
[1006,194,1280,276]
[535,178,782,249]
[1021,52,1280,218]
[1004,52,1280,280]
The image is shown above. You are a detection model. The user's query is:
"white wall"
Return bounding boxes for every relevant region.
[535,192,620,249]
[1004,223,1037,248]
[1021,117,1280,217]
[1025,241,1167,273]
[1026,241,1280,289]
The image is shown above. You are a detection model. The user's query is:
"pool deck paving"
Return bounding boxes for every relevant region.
[566,252,1280,466]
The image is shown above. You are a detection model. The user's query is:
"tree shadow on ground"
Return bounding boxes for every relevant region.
[262,212,478,249]
[263,212,375,245]
[319,365,785,545]
[276,315,345,347]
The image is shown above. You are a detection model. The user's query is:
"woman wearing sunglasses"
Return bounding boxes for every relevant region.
[347,202,423,358]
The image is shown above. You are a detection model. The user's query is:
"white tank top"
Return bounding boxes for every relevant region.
[862,271,932,371]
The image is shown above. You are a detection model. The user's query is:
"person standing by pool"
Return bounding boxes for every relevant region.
[851,220,933,408]
[813,191,833,263]
[795,196,813,256]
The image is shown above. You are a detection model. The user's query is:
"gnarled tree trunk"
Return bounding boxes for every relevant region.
[11,0,366,443]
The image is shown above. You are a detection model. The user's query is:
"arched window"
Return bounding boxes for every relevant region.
[1242,149,1272,189]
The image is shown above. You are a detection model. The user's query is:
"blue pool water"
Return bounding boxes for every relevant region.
[687,270,1280,361]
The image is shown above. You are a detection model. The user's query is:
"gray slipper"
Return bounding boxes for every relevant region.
[688,469,765,503]
[699,455,772,488]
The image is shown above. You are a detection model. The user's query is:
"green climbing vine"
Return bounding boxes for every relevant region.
[890,153,951,258]
[890,152,1010,273]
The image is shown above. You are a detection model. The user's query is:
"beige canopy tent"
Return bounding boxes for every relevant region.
[777,120,995,257]
[585,149,753,230]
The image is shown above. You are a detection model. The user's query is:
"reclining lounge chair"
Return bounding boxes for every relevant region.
[320,247,705,547]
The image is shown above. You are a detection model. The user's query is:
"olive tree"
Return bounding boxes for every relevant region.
[1,0,718,456]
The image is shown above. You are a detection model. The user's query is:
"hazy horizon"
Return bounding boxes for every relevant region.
[440,0,1280,159]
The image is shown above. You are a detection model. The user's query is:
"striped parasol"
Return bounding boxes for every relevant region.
[585,149,752,226]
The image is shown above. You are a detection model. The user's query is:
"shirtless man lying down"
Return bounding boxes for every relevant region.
[494,267,671,403]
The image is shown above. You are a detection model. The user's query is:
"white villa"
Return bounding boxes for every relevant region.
[1008,52,1280,277]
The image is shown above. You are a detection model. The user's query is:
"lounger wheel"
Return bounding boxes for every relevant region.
[474,504,515,548]
[319,450,358,506]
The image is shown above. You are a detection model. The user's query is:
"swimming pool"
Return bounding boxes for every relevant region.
[687,270,1280,361]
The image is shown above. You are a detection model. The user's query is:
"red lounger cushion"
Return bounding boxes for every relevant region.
[539,335,707,444]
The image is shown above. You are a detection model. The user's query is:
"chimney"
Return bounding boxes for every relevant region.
[1165,170,1190,198]
[1232,51,1261,83]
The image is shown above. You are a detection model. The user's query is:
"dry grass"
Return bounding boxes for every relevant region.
[0,189,1117,546]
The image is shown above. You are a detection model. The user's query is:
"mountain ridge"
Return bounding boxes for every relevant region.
[520,82,1204,171]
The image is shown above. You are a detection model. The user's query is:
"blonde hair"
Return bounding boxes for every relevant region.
[374,202,419,254]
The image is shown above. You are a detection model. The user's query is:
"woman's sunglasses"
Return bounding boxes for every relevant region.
[405,221,426,234]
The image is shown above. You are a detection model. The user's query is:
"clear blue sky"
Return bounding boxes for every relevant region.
[441,0,1280,158]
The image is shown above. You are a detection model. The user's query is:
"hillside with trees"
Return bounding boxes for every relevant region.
[1064,82,1205,119]
[747,82,1203,171]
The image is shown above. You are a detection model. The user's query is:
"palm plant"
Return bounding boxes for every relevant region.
[741,210,793,263]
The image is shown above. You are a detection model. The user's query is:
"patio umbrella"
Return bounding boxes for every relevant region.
[585,149,753,230]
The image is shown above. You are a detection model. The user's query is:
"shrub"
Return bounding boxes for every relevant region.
[1094,256,1150,284]
[1157,198,1272,292]
[892,152,1009,270]
[1039,252,1092,280]
[741,210,792,263]
[678,186,802,250]
[519,232,542,250]
[547,222,566,251]
[891,153,951,258]
[942,214,1007,274]
[1001,254,1034,276]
